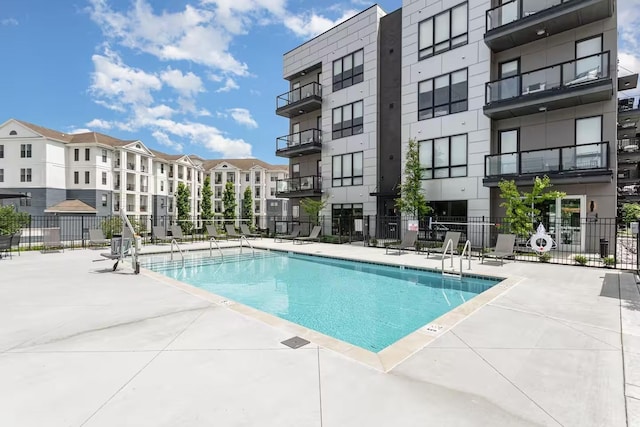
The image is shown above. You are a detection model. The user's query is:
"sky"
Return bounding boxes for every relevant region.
[0,0,638,166]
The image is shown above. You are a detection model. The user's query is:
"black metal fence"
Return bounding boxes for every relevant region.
[0,213,637,271]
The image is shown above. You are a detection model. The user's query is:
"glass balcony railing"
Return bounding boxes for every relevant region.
[485,141,609,177]
[276,82,322,117]
[276,129,322,152]
[486,52,610,104]
[618,138,640,152]
[486,0,573,31]
[276,176,322,195]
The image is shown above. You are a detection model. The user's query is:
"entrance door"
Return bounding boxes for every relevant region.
[499,129,518,174]
[292,122,300,147]
[540,196,586,252]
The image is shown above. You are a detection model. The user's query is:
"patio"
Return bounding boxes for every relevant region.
[0,241,636,426]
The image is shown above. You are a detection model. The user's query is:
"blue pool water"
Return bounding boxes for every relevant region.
[148,252,499,352]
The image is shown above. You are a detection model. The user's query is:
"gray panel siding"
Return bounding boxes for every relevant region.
[0,187,65,216]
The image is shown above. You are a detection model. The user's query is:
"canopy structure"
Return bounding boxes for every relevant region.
[44,199,96,214]
[0,190,30,200]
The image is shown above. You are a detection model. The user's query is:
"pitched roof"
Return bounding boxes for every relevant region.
[44,199,97,214]
[150,149,185,161]
[15,119,74,142]
[204,158,288,172]
[68,132,137,147]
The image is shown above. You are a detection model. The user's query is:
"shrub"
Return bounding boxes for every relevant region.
[603,256,616,267]
[538,252,552,263]
[369,237,378,247]
[574,254,588,266]
[0,205,30,234]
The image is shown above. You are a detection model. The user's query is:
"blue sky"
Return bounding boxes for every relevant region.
[0,1,637,165]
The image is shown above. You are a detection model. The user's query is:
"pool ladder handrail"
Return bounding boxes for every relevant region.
[239,235,255,257]
[459,240,472,274]
[441,238,455,274]
[209,237,224,259]
[170,239,185,267]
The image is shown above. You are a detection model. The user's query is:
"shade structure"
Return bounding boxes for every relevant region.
[0,190,30,200]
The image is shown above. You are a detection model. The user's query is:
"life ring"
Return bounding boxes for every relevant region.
[527,223,556,253]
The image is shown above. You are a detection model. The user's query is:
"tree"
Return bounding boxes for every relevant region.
[300,197,327,225]
[242,187,254,228]
[0,205,30,235]
[498,175,565,238]
[622,203,640,224]
[222,181,237,223]
[201,175,213,222]
[395,138,431,218]
[176,182,192,233]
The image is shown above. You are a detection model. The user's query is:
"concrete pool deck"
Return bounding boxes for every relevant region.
[0,240,637,426]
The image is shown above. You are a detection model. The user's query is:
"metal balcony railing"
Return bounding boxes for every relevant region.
[276,175,322,195]
[618,138,640,152]
[276,129,322,152]
[276,82,322,111]
[486,51,610,105]
[485,141,610,177]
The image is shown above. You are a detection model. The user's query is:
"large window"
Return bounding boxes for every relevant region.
[102,172,107,185]
[85,148,90,161]
[0,169,3,182]
[332,101,364,139]
[418,69,468,120]
[85,171,90,184]
[418,2,468,60]
[332,152,363,187]
[419,134,467,179]
[333,49,364,91]
[102,149,108,163]
[74,149,79,161]
[0,145,4,158]
[20,144,32,158]
[20,168,32,182]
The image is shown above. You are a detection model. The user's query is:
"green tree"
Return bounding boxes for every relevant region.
[201,175,213,222]
[395,138,431,218]
[0,205,30,234]
[242,187,254,228]
[176,182,193,233]
[222,181,237,223]
[498,175,565,238]
[300,197,327,225]
[622,203,640,224]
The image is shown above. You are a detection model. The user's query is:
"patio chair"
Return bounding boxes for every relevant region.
[240,224,261,239]
[293,226,322,244]
[0,235,12,259]
[385,230,418,255]
[152,226,173,244]
[11,230,21,256]
[425,231,461,258]
[88,228,110,248]
[205,224,227,240]
[170,225,187,243]
[482,234,516,266]
[224,224,243,240]
[274,225,300,242]
[42,228,64,252]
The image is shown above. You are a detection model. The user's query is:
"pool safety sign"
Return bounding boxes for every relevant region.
[407,220,419,231]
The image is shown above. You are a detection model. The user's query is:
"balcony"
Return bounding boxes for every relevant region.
[619,138,640,154]
[618,98,640,140]
[113,204,120,212]
[126,184,135,191]
[126,204,135,211]
[276,129,322,158]
[127,162,135,171]
[276,176,322,198]
[485,0,613,52]
[140,185,148,193]
[483,141,612,187]
[140,205,148,212]
[484,52,612,119]
[275,82,322,118]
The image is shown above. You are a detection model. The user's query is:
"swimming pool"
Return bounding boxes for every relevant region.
[145,251,500,352]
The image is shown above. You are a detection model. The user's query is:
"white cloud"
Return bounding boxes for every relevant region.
[227,108,258,128]
[283,9,359,38]
[153,119,252,157]
[152,130,184,152]
[68,128,92,134]
[216,77,239,92]
[618,1,640,97]
[1,18,18,26]
[160,68,204,97]
[86,118,113,129]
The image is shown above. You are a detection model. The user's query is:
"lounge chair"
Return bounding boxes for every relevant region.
[88,228,110,248]
[0,235,12,259]
[240,224,261,239]
[274,225,300,242]
[205,224,227,240]
[224,224,243,240]
[425,231,461,258]
[170,225,187,243]
[386,230,418,255]
[11,230,21,256]
[42,228,64,252]
[482,234,516,266]
[152,226,173,244]
[293,226,322,244]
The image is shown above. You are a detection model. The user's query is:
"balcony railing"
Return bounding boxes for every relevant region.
[276,175,322,196]
[113,204,120,212]
[126,204,135,211]
[126,184,135,191]
[276,129,322,158]
[487,0,572,32]
[114,183,120,190]
[485,141,610,178]
[178,173,184,179]
[127,162,135,171]
[140,205,148,212]
[618,138,640,153]
[140,185,148,192]
[141,164,147,173]
[276,82,322,118]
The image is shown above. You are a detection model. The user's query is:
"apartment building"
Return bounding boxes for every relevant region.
[616,76,640,213]
[204,159,288,228]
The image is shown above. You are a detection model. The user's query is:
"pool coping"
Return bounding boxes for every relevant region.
[139,248,524,372]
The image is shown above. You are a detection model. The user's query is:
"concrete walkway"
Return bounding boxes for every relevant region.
[0,241,633,426]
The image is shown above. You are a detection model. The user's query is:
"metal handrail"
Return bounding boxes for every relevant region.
[170,239,184,266]
[209,237,224,259]
[460,240,472,273]
[239,236,255,257]
[441,238,455,273]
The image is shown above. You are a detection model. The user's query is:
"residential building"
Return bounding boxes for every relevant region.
[616,76,640,214]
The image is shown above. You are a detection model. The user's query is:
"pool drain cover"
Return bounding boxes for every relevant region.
[281,336,310,349]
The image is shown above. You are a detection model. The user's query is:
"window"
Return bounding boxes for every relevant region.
[215,172,222,184]
[292,205,299,218]
[101,149,107,162]
[418,69,467,120]
[255,173,260,184]
[270,175,276,182]
[101,194,108,207]
[9,130,17,136]
[227,172,235,183]
[255,200,261,213]
[292,163,300,178]
[576,116,602,144]
[332,100,364,139]
[20,144,32,158]
[419,134,467,179]
[255,186,261,197]
[576,34,603,77]
[270,187,275,196]
[332,152,363,186]
[74,171,79,184]
[20,192,31,207]
[21,168,32,182]
[499,129,519,174]
[74,149,79,161]
[160,181,164,191]
[215,201,222,213]
[215,186,222,198]
[101,172,107,185]
[245,173,250,182]
[85,148,90,161]
[0,169,3,182]
[418,2,467,59]
[0,145,4,158]
[333,49,364,91]
[160,164,164,173]
[85,171,90,184]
